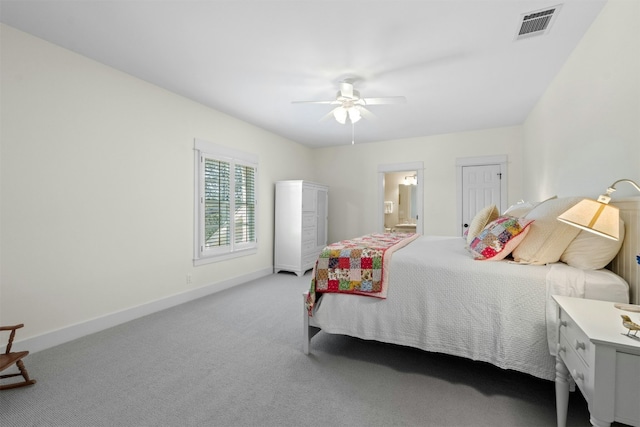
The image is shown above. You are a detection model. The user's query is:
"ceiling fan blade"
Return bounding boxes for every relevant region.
[362,96,407,105]
[292,100,338,104]
[320,107,342,122]
[339,81,354,99]
[357,106,376,120]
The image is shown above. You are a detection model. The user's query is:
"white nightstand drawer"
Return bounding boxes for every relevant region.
[559,334,590,397]
[559,311,591,367]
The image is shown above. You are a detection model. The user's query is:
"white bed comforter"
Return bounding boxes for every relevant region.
[311,236,586,380]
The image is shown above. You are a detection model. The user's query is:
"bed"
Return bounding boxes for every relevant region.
[303,196,640,381]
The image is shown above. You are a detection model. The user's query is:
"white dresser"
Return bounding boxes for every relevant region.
[274,180,328,276]
[554,295,640,427]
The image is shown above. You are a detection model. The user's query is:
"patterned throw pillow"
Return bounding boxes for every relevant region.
[470,216,534,261]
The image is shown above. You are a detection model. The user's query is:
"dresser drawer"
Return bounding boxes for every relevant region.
[303,252,319,268]
[559,310,591,367]
[302,238,315,253]
[302,213,316,228]
[302,227,316,243]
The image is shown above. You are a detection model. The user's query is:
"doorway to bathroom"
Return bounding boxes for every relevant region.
[377,162,424,235]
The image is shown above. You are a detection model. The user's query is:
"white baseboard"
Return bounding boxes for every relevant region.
[15,267,273,354]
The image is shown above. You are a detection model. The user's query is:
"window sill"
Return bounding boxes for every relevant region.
[193,247,257,266]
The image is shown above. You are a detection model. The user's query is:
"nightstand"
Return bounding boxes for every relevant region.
[553,295,640,427]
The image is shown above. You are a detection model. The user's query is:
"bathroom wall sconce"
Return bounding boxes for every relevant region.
[557,178,640,240]
[384,201,394,214]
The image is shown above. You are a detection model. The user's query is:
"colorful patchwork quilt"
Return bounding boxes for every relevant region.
[306,232,419,316]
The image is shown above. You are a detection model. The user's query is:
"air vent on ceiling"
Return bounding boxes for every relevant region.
[516,4,562,40]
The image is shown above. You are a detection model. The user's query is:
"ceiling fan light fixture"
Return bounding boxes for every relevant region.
[333,107,347,124]
[347,107,361,123]
[293,80,405,133]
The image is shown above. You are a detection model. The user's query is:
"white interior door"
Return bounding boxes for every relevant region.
[461,164,502,235]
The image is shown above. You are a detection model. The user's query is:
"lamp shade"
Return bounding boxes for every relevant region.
[557,198,620,240]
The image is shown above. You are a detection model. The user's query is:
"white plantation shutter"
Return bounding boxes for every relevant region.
[203,158,231,249]
[194,139,258,265]
[234,164,256,245]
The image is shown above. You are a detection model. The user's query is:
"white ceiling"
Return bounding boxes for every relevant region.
[0,0,608,147]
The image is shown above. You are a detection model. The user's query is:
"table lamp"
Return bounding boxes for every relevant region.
[557,179,640,241]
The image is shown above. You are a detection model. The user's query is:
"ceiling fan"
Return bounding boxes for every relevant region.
[292,80,407,125]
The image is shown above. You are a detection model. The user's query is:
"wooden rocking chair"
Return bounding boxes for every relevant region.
[0,324,36,390]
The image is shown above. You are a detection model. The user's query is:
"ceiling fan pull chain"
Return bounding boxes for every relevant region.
[351,122,355,145]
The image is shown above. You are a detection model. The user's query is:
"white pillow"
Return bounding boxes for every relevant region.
[503,196,557,217]
[466,204,499,246]
[503,201,535,217]
[512,197,583,265]
[560,219,625,270]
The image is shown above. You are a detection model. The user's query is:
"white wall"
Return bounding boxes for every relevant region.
[0,24,315,346]
[313,126,524,242]
[522,0,640,201]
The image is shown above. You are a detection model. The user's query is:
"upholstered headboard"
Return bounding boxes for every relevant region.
[610,197,640,304]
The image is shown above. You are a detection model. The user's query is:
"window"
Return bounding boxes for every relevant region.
[194,139,258,265]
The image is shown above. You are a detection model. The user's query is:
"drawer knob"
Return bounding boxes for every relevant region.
[574,340,585,350]
[572,369,584,381]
